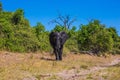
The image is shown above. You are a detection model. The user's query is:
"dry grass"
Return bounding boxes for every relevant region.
[81,63,120,80]
[0,51,120,80]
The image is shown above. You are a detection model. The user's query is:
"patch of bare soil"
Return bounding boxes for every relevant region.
[55,58,120,80]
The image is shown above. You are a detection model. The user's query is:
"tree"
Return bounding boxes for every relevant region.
[50,14,76,29]
[107,27,118,41]
[11,9,24,25]
[107,27,120,54]
[68,26,77,37]
[52,25,66,32]
[34,22,45,39]
[65,26,79,52]
[78,20,114,54]
[0,2,2,12]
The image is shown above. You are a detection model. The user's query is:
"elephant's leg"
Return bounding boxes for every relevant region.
[59,47,63,60]
[54,49,59,60]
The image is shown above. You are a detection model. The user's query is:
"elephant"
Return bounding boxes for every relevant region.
[49,31,69,61]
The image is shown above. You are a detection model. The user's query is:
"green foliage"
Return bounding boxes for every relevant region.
[36,31,51,52]
[11,9,24,25]
[65,26,79,52]
[0,3,119,54]
[111,36,120,54]
[52,25,67,32]
[13,27,40,52]
[34,22,45,39]
[78,20,115,54]
[68,26,77,37]
[0,2,2,12]
[33,22,51,52]
[0,7,42,52]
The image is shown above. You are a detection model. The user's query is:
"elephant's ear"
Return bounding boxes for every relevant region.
[60,31,69,45]
[49,32,56,46]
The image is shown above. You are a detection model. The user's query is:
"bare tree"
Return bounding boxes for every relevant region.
[50,14,76,29]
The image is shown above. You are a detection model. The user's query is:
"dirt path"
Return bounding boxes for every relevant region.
[0,52,120,80]
[39,57,120,80]
[55,58,120,80]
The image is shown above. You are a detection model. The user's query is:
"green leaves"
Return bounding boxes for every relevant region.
[77,20,117,54]
[0,2,2,12]
[0,2,119,54]
[34,22,45,37]
[11,9,24,25]
[52,25,66,32]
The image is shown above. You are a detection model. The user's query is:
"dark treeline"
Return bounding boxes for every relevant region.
[0,2,120,55]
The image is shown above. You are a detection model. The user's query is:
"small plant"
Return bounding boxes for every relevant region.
[86,74,93,80]
[80,64,88,69]
[102,75,108,79]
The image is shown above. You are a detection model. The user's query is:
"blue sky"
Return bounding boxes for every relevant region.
[1,0,120,35]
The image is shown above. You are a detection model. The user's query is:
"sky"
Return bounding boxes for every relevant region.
[1,0,120,35]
